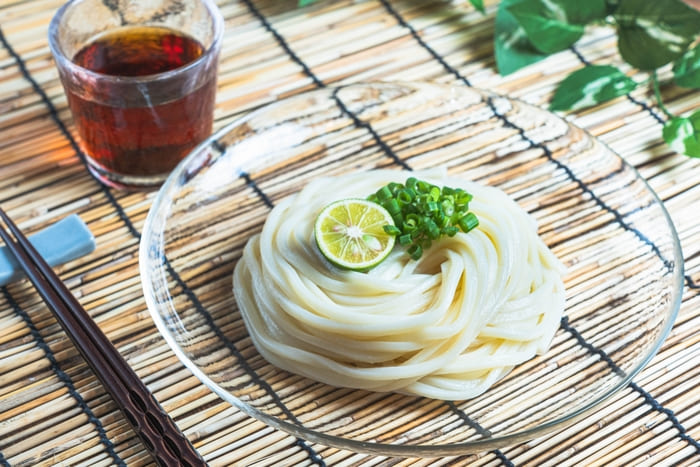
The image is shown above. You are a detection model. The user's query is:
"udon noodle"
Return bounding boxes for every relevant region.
[233,170,566,400]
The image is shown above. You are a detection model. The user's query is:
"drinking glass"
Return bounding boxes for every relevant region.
[49,0,224,190]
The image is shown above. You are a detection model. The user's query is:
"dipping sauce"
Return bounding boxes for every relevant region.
[67,26,216,182]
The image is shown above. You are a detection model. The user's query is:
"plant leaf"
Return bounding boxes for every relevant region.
[673,45,700,89]
[469,0,485,14]
[495,0,549,75]
[505,0,607,54]
[298,0,317,6]
[663,111,700,157]
[550,65,638,111]
[614,0,700,70]
[562,0,609,24]
[507,0,584,54]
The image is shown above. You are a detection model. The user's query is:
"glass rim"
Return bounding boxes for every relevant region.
[48,0,224,84]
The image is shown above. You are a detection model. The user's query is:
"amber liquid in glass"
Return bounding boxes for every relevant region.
[68,26,216,182]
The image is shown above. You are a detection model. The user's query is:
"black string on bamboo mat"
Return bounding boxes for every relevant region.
[240,172,275,208]
[444,401,514,466]
[247,1,512,460]
[562,316,700,455]
[628,381,700,453]
[486,97,673,268]
[240,0,324,88]
[209,140,276,209]
[0,288,125,466]
[330,87,413,171]
[379,0,472,88]
[0,422,8,467]
[379,0,700,456]
[559,316,625,378]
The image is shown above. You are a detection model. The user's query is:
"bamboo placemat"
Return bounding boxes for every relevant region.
[1,1,699,466]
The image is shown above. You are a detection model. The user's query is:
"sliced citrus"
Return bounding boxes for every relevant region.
[314,199,396,271]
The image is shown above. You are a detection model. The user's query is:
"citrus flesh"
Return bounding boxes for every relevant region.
[314,199,396,271]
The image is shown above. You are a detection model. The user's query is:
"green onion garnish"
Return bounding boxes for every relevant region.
[368,177,479,260]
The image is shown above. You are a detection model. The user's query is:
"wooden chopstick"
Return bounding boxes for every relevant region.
[0,207,207,467]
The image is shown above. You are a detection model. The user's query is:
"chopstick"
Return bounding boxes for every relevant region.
[0,207,207,467]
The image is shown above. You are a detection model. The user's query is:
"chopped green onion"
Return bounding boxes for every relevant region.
[398,233,412,245]
[407,244,423,261]
[426,219,440,239]
[458,212,479,232]
[383,224,401,235]
[417,181,431,192]
[367,177,479,260]
[376,186,392,202]
[397,189,413,204]
[382,198,400,216]
[404,214,419,232]
[442,200,454,217]
[445,226,459,237]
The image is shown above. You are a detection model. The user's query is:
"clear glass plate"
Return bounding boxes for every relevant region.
[140,82,683,456]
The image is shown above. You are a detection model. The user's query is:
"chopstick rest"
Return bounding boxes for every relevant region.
[0,214,95,286]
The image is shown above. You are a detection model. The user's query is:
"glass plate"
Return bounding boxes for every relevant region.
[140,82,683,456]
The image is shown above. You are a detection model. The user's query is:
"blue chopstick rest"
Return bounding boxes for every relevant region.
[0,214,96,286]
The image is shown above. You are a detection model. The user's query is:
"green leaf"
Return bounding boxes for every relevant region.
[663,111,700,157]
[495,0,549,75]
[564,1,610,23]
[507,1,584,54]
[614,0,700,70]
[673,45,700,89]
[550,65,638,111]
[298,0,317,6]
[505,0,607,54]
[469,0,485,14]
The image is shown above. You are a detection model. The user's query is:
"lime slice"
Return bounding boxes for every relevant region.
[314,199,396,271]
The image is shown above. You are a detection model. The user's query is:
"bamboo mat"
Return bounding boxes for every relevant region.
[0,0,699,466]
